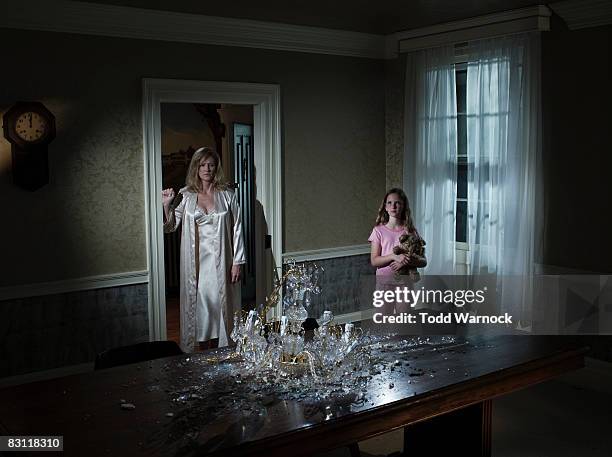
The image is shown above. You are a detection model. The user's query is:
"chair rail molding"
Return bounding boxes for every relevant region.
[0,270,149,302]
[0,0,386,58]
[283,244,371,263]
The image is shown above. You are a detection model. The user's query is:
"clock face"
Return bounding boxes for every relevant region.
[15,111,48,142]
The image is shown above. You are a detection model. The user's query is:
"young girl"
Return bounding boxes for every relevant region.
[369,188,427,276]
[369,188,427,317]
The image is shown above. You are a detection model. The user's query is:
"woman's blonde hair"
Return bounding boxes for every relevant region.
[375,188,415,232]
[185,147,230,192]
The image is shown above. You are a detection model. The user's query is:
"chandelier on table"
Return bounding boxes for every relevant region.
[229,260,371,384]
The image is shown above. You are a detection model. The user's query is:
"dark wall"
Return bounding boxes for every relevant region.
[541,22,612,273]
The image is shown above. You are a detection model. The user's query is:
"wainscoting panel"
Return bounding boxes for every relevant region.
[0,283,149,378]
[289,253,374,319]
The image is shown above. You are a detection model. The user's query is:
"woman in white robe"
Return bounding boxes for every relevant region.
[162,147,246,352]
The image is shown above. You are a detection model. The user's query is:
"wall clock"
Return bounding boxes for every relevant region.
[2,101,56,191]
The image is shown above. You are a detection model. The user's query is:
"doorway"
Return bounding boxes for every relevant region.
[143,79,282,342]
[160,104,259,344]
[232,121,256,307]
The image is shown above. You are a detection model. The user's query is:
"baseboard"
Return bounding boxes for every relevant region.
[556,356,612,395]
[535,263,601,275]
[584,357,612,378]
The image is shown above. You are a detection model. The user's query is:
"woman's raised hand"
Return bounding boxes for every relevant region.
[162,188,175,207]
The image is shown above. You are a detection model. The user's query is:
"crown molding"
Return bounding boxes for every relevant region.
[550,0,612,30]
[0,270,149,301]
[0,0,386,59]
[0,2,609,60]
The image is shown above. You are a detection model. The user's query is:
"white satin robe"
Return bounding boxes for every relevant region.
[164,188,246,352]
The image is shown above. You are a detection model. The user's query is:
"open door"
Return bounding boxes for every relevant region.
[233,122,256,307]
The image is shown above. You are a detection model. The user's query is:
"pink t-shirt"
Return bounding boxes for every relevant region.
[368,224,408,276]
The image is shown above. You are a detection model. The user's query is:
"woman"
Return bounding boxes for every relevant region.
[162,147,245,352]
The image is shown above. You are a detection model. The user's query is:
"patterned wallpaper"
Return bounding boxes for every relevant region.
[0,283,149,377]
[0,28,387,286]
[283,74,386,251]
[0,97,146,286]
[59,106,145,273]
[384,56,406,190]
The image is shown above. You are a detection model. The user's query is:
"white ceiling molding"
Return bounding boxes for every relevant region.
[0,2,607,60]
[0,0,386,59]
[550,0,612,30]
[388,5,551,55]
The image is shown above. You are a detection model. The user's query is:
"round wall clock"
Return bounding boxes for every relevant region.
[2,101,56,191]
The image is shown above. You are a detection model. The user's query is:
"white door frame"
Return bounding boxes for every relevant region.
[142,79,282,340]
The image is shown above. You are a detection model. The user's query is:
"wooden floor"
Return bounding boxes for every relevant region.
[166,295,255,349]
[166,295,180,345]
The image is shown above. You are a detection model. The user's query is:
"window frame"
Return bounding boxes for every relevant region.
[454,58,469,261]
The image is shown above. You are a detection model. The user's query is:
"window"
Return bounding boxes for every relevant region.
[455,63,468,244]
[453,53,514,248]
[406,36,538,278]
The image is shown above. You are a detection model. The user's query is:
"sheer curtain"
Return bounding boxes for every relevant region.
[403,33,542,322]
[466,33,542,319]
[404,45,457,275]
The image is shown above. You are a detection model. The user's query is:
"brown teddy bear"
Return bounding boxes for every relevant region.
[392,233,426,281]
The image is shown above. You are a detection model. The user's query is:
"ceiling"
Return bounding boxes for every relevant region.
[77,0,558,35]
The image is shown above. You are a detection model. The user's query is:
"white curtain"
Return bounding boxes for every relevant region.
[404,45,457,275]
[466,33,541,319]
[403,33,542,322]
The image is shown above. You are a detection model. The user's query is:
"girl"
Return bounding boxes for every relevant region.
[369,188,427,275]
[369,188,427,316]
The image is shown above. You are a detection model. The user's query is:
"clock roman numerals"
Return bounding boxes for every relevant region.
[13,111,47,142]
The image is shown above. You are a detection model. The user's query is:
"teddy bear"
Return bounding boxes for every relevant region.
[392,233,426,282]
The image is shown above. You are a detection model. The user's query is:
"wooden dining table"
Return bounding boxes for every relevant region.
[0,335,587,457]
